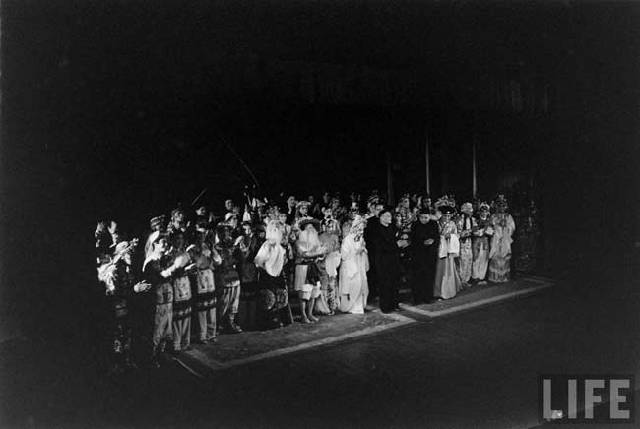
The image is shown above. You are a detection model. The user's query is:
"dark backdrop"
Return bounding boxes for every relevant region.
[1,0,638,341]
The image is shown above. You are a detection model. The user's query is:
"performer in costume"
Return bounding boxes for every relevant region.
[238,221,261,328]
[315,216,341,315]
[142,231,180,367]
[97,239,150,374]
[253,220,294,329]
[294,218,326,323]
[472,202,493,284]
[338,216,369,314]
[215,224,244,333]
[291,200,312,239]
[488,195,516,283]
[167,208,187,235]
[187,219,222,344]
[166,231,194,352]
[433,201,462,300]
[409,208,440,304]
[456,202,476,287]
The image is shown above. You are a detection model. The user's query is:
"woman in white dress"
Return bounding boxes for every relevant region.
[339,216,370,314]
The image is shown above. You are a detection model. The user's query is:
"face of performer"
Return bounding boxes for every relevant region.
[308,195,315,204]
[225,200,234,211]
[374,203,384,216]
[287,196,296,209]
[418,213,430,225]
[154,238,168,254]
[401,198,410,209]
[422,198,431,209]
[108,220,118,234]
[479,210,489,220]
[323,208,333,220]
[242,223,252,236]
[379,211,392,227]
[462,207,473,216]
[322,193,330,204]
[331,198,340,210]
[441,212,452,222]
[395,213,403,227]
[228,216,238,229]
[299,204,309,216]
[196,206,207,217]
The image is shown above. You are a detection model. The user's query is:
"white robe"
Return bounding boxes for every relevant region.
[338,235,369,314]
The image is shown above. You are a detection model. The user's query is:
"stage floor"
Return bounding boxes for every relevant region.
[177,276,553,376]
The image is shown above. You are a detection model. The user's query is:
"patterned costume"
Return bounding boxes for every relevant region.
[97,241,140,373]
[254,221,294,329]
[434,206,462,299]
[143,253,174,364]
[315,229,341,314]
[167,237,192,352]
[215,226,243,333]
[488,212,516,282]
[187,236,221,343]
[456,203,476,285]
[472,204,493,282]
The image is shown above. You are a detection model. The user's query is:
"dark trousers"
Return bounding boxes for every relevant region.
[411,253,437,304]
[377,268,399,313]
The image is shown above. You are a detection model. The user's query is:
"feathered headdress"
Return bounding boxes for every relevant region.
[491,194,509,210]
[434,195,456,209]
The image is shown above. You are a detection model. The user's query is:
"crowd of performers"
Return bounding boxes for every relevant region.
[95,191,516,374]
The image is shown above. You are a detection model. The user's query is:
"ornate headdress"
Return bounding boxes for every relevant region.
[492,194,509,210]
[150,215,166,232]
[461,202,473,214]
[434,195,456,209]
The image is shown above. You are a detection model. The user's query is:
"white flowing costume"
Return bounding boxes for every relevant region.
[338,234,369,314]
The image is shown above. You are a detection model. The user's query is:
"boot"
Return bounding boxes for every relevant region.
[227,314,243,334]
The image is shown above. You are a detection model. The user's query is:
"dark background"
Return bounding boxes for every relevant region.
[1,0,639,341]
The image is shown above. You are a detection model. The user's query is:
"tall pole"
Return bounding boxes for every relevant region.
[425,128,431,195]
[472,134,478,199]
[386,150,394,206]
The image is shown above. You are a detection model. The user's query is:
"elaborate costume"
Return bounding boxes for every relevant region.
[294,218,324,323]
[472,202,493,283]
[142,231,175,366]
[315,227,341,315]
[456,202,476,285]
[434,205,462,299]
[97,240,145,373]
[253,221,294,329]
[488,195,516,283]
[215,225,244,333]
[187,231,222,343]
[167,232,192,352]
[338,216,369,314]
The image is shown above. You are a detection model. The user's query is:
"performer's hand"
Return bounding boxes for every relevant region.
[134,281,151,293]
[424,239,434,246]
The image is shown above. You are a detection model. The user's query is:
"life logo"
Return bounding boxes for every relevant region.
[539,375,634,423]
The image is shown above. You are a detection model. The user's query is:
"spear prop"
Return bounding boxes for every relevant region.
[191,188,208,207]
[223,139,260,189]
